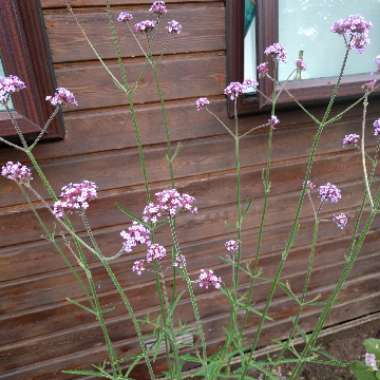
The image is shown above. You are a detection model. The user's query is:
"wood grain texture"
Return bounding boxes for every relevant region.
[45,5,225,62]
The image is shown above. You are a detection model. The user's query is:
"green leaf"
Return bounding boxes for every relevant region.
[365,339,380,360]
[351,361,377,380]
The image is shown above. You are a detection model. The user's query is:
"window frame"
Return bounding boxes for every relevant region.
[226,0,380,117]
[0,0,64,140]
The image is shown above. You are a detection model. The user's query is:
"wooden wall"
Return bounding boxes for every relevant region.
[0,1,380,379]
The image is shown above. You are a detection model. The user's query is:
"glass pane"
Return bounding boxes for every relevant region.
[0,58,13,111]
[244,0,257,85]
[278,0,380,81]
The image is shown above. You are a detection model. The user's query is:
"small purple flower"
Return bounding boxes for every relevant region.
[331,15,372,53]
[46,87,78,107]
[132,259,146,275]
[365,352,378,371]
[332,213,348,230]
[319,182,342,204]
[121,222,151,253]
[342,133,360,146]
[149,1,167,16]
[269,115,280,128]
[167,20,182,34]
[225,240,239,255]
[117,11,133,22]
[257,62,269,77]
[180,193,198,214]
[295,58,306,71]
[196,97,210,111]
[173,254,186,268]
[0,75,26,103]
[373,119,380,136]
[146,243,167,263]
[143,202,162,224]
[134,20,156,33]
[264,42,287,62]
[53,180,97,218]
[198,269,222,290]
[224,80,257,101]
[1,161,32,184]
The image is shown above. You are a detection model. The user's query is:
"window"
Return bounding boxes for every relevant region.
[0,0,63,140]
[226,0,380,116]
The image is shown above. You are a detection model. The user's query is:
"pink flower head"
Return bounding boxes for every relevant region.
[264,42,287,62]
[167,20,182,34]
[0,75,26,103]
[225,240,239,254]
[46,87,78,107]
[373,119,380,136]
[1,161,32,184]
[319,182,342,204]
[146,243,167,262]
[132,259,146,275]
[224,80,256,101]
[117,11,133,22]
[120,222,151,253]
[269,115,280,128]
[143,202,162,224]
[332,213,348,230]
[149,1,167,16]
[154,188,197,217]
[365,353,378,371]
[196,97,210,111]
[342,133,360,146]
[295,58,306,71]
[173,254,186,268]
[198,269,222,290]
[134,20,156,33]
[53,180,97,218]
[331,15,372,53]
[257,62,269,77]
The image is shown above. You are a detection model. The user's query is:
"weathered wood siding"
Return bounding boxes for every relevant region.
[0,1,379,379]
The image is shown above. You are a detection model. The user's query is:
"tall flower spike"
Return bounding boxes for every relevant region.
[1,161,33,184]
[198,269,222,290]
[46,87,78,107]
[319,182,342,204]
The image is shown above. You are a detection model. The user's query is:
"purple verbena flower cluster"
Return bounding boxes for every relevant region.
[0,75,26,103]
[257,62,269,77]
[149,0,167,16]
[365,352,378,371]
[331,15,372,53]
[117,11,133,22]
[1,161,32,184]
[319,182,342,204]
[121,222,151,253]
[373,119,380,136]
[134,20,157,33]
[264,42,287,62]
[342,133,360,146]
[46,87,78,107]
[332,213,348,230]
[132,259,146,275]
[53,180,97,218]
[143,202,162,224]
[146,243,167,263]
[225,240,239,255]
[167,20,182,34]
[224,80,257,101]
[198,269,222,290]
[173,254,187,268]
[196,97,210,111]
